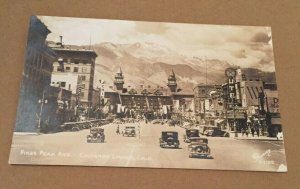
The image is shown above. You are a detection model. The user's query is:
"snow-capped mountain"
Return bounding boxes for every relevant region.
[91,42,276,92]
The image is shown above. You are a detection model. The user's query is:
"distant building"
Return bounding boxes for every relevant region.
[240,80,264,108]
[263,83,281,136]
[167,69,177,92]
[193,84,222,123]
[104,68,194,119]
[48,39,98,108]
[114,67,124,92]
[15,16,56,132]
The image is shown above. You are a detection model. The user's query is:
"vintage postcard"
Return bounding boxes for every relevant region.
[9,16,287,172]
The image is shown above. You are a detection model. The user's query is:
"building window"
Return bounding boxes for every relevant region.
[74,67,78,72]
[65,67,70,72]
[82,67,87,73]
[82,84,85,89]
[81,76,86,81]
[60,82,66,88]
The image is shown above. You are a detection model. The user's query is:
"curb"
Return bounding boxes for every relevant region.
[233,137,281,141]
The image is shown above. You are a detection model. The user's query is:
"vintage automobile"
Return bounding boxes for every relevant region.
[188,137,211,158]
[152,119,162,124]
[168,119,177,127]
[86,127,105,143]
[123,126,136,137]
[204,128,230,137]
[183,129,200,143]
[159,131,180,148]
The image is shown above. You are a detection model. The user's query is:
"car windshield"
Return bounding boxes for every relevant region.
[162,132,178,139]
[186,130,199,137]
[126,127,135,129]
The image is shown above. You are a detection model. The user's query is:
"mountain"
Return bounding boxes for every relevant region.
[93,42,232,92]
[68,42,276,92]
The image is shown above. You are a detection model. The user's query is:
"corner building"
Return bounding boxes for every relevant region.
[49,43,97,108]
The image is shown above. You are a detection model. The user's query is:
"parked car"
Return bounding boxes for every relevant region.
[152,119,162,124]
[87,127,105,143]
[204,129,229,137]
[188,138,211,158]
[198,125,219,134]
[168,120,177,127]
[159,131,180,148]
[62,122,79,131]
[183,129,200,143]
[123,126,136,137]
[182,122,193,128]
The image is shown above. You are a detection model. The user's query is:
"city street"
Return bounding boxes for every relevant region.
[9,122,287,172]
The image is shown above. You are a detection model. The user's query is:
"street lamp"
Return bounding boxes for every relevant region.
[37,87,48,134]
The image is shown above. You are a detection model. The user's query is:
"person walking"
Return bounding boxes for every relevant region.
[116,125,120,135]
[241,128,245,137]
[251,127,255,137]
[256,127,260,137]
[245,128,249,137]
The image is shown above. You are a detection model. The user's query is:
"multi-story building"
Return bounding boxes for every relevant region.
[104,69,194,120]
[15,16,56,132]
[193,84,222,123]
[48,39,98,108]
[240,79,264,109]
[263,83,281,136]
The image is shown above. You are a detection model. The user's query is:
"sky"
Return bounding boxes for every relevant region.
[38,16,275,72]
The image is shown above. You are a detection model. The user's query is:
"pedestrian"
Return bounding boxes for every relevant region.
[116,125,120,135]
[256,127,260,137]
[251,127,255,137]
[241,128,245,137]
[261,127,264,136]
[245,128,249,137]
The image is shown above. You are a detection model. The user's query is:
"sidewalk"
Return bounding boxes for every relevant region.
[13,132,39,136]
[229,132,280,141]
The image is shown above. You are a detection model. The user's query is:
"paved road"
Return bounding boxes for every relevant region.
[9,122,287,172]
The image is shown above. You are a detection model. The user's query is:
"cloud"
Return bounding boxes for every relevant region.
[38,16,276,72]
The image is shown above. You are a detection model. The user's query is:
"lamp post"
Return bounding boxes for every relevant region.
[37,87,48,134]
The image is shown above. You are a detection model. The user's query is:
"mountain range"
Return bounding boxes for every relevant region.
[91,42,276,92]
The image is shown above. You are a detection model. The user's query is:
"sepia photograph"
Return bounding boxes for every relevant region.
[9,15,287,172]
